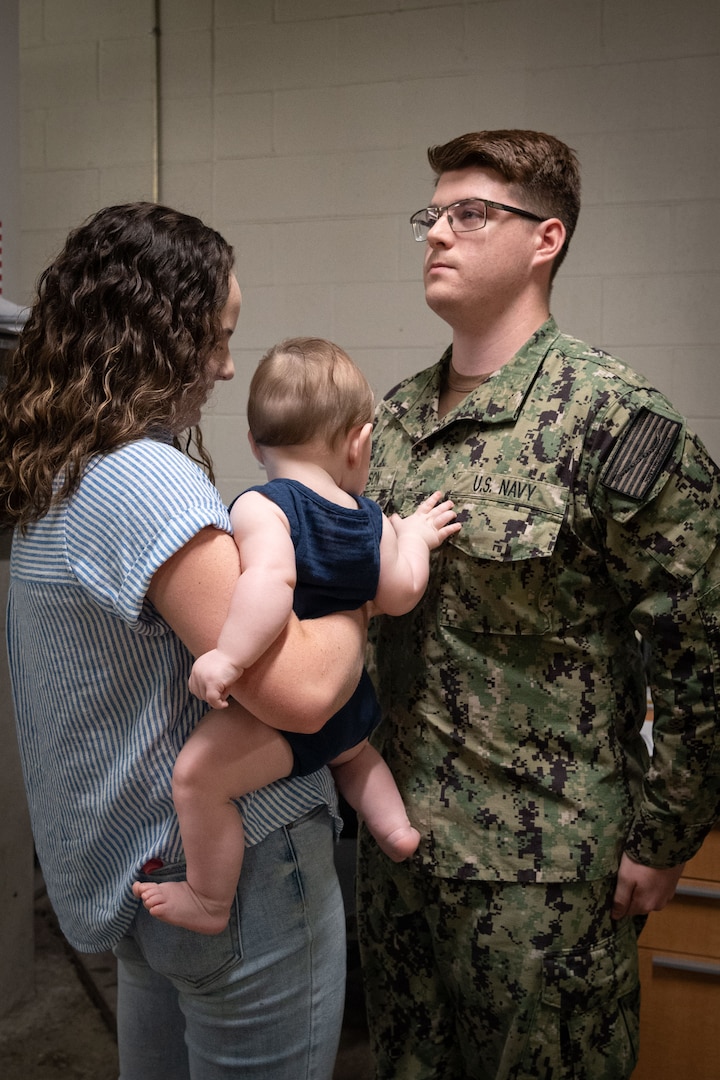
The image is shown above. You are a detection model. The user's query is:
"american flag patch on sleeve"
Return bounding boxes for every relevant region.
[601,407,681,500]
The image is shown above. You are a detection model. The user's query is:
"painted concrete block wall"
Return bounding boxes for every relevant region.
[0,0,34,1020]
[17,0,720,503]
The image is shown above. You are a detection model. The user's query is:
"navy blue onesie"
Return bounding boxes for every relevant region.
[243,478,384,777]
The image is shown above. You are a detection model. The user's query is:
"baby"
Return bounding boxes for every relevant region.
[133,337,460,933]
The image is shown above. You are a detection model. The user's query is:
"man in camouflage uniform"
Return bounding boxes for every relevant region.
[357,129,720,1080]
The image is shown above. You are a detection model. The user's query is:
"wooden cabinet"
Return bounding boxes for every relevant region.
[634,825,720,1079]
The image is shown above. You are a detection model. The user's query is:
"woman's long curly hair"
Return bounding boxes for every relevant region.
[0,202,234,530]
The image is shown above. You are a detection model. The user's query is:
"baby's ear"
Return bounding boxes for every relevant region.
[348,421,373,465]
[247,430,264,465]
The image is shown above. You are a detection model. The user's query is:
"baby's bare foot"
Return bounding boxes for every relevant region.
[132,880,230,935]
[376,824,421,863]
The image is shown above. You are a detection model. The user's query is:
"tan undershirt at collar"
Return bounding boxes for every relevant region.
[438,363,492,418]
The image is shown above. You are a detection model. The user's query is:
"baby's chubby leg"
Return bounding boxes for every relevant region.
[133,705,295,934]
[331,741,420,862]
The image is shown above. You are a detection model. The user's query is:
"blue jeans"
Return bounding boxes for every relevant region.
[114,806,346,1079]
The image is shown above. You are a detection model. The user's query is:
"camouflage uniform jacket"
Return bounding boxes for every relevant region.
[366,317,720,883]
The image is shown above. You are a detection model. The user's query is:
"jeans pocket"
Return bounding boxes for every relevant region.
[131,861,244,992]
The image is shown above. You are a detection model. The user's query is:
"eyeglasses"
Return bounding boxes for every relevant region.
[410,198,546,242]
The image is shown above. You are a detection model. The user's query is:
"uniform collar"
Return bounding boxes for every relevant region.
[380,317,561,440]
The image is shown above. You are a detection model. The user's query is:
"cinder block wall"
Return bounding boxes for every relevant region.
[18,0,720,504]
[1,0,34,1020]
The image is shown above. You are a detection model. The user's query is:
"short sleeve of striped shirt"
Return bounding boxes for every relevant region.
[65,439,231,629]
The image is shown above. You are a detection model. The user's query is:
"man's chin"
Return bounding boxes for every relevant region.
[424,288,455,323]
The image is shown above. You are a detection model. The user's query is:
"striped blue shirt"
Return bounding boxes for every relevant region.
[7,439,338,952]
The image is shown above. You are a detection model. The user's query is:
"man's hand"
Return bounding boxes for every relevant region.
[611,851,686,920]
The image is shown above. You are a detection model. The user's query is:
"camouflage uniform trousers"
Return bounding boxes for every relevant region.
[357,830,643,1080]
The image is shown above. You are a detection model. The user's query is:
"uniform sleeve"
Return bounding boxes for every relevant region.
[590,403,720,866]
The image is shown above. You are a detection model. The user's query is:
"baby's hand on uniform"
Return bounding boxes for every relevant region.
[391,490,461,551]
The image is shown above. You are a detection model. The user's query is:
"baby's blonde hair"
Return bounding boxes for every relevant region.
[248,337,374,449]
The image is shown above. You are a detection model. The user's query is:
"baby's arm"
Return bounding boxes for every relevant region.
[188,491,296,707]
[373,490,460,617]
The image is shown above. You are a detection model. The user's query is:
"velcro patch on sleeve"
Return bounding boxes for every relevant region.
[601,407,681,500]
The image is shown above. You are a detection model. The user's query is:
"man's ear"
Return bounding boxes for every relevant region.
[533,217,566,270]
[248,430,265,465]
[347,421,373,466]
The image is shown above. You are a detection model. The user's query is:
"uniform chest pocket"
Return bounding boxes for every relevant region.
[437,479,568,636]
